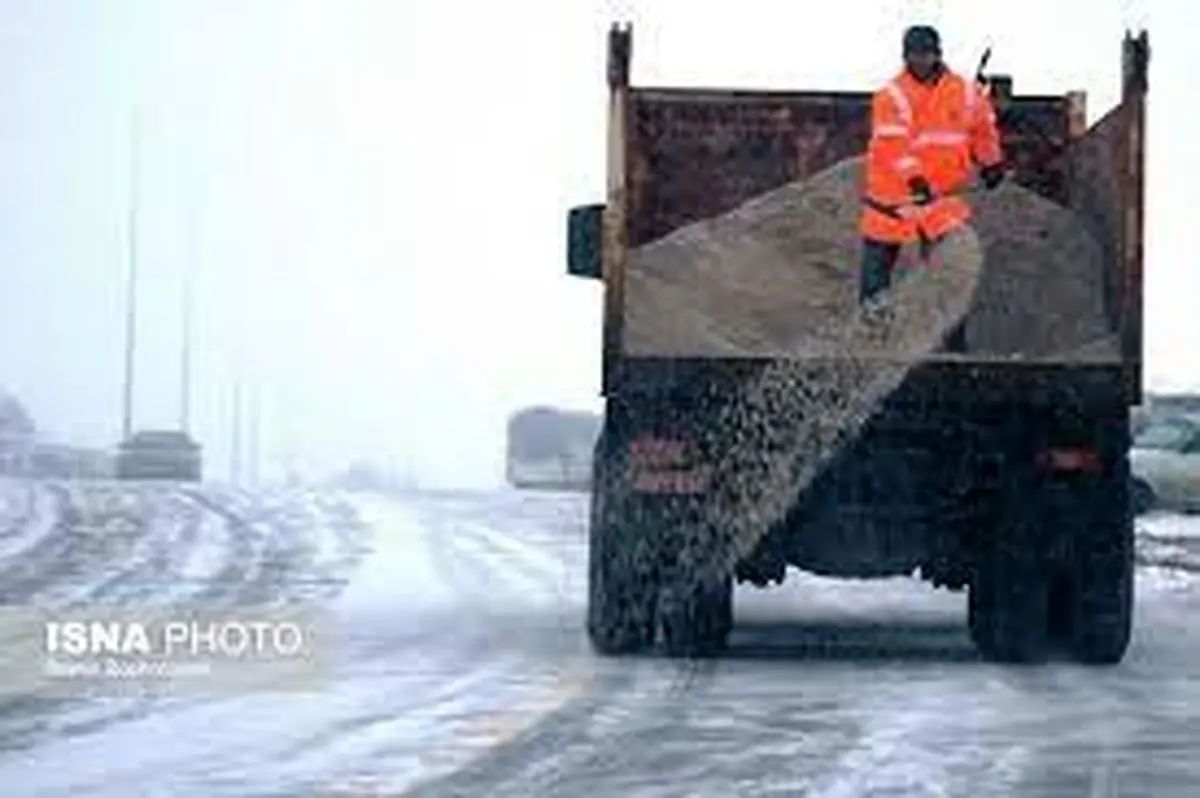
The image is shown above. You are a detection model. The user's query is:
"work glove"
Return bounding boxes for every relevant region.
[908,176,934,206]
[980,162,1007,190]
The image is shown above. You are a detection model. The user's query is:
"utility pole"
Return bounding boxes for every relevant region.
[180,198,195,435]
[230,378,242,484]
[121,111,141,443]
[230,256,246,485]
[247,384,260,486]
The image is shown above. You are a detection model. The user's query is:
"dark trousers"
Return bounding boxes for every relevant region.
[859,236,967,352]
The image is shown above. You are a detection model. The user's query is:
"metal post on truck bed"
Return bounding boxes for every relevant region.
[602,23,632,395]
[1119,29,1149,393]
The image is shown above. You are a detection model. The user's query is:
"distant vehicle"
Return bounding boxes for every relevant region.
[115,430,202,482]
[505,407,600,491]
[1131,416,1200,514]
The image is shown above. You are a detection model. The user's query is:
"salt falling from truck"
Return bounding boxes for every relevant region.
[618,155,1111,588]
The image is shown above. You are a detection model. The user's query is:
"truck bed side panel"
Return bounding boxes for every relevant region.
[614,86,1135,374]
[1065,101,1145,372]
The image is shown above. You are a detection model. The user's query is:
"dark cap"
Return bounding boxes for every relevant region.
[903,25,941,55]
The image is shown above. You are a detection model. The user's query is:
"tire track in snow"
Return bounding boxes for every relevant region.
[266,647,535,790]
[442,521,575,606]
[402,652,726,798]
[175,489,275,606]
[0,481,50,564]
[405,493,586,613]
[179,488,365,608]
[1137,514,1200,574]
[0,483,159,607]
[69,488,206,606]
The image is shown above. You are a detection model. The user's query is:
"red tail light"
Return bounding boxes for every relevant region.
[627,436,687,467]
[627,435,710,494]
[1037,447,1102,472]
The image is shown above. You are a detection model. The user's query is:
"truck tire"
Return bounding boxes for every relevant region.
[1066,461,1134,665]
[969,473,1049,663]
[660,572,733,658]
[586,433,658,656]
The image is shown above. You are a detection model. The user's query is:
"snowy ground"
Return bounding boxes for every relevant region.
[0,481,592,796]
[1135,510,1200,575]
[0,479,1198,796]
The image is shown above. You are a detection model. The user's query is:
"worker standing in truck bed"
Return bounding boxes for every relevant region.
[859,25,1008,349]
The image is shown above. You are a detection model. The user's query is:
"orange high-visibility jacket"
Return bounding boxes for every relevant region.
[860,68,1003,243]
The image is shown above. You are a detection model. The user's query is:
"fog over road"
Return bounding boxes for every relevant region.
[0,480,1198,797]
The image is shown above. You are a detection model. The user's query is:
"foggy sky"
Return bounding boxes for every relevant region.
[0,0,1189,488]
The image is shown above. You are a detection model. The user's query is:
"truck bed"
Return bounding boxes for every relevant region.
[603,43,1146,403]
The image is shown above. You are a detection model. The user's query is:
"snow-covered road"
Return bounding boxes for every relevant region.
[408,503,1200,798]
[1,479,1199,796]
[0,481,592,796]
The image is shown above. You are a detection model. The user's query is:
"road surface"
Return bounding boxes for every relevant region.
[0,480,1198,796]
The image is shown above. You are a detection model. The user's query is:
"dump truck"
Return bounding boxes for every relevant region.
[567,25,1148,664]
